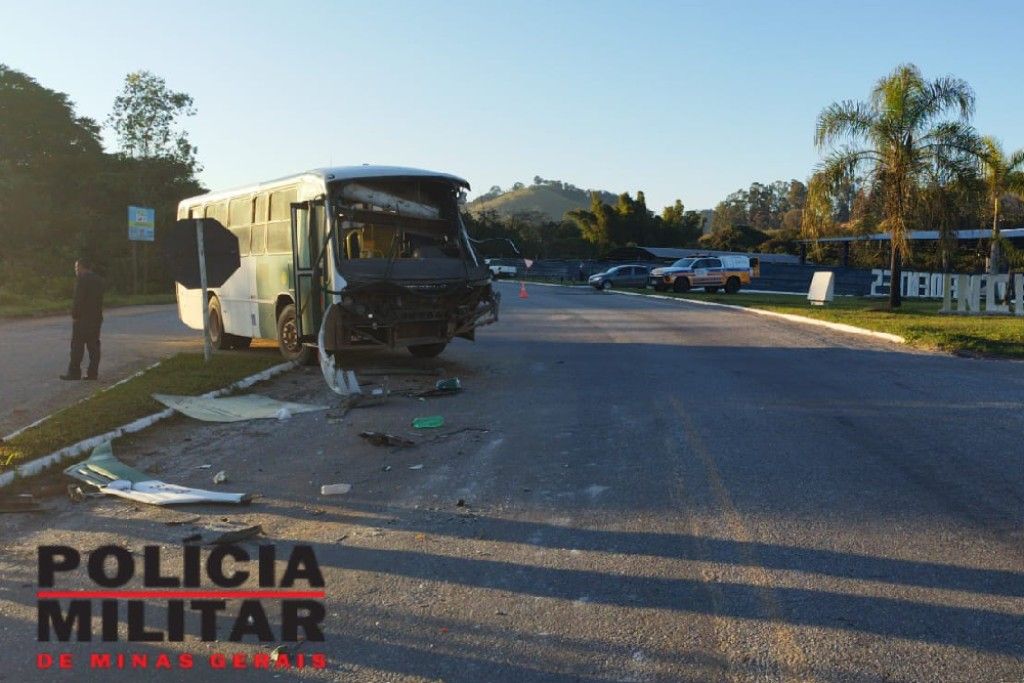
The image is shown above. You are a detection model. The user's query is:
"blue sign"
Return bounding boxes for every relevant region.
[128,206,156,242]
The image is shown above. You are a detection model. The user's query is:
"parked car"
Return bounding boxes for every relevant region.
[648,255,757,293]
[485,258,520,279]
[589,265,650,290]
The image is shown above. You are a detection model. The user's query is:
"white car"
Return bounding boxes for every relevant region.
[485,259,519,279]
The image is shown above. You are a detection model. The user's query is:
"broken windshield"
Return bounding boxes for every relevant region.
[331,178,464,264]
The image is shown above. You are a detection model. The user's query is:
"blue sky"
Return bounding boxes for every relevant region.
[3,0,1023,210]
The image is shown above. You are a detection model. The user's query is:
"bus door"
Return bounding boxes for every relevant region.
[290,200,326,341]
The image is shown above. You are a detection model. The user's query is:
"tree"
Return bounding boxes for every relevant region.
[812,63,977,308]
[977,136,1024,274]
[107,71,198,170]
[787,180,807,210]
[0,65,104,265]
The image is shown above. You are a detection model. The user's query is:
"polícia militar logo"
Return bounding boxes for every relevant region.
[35,543,328,671]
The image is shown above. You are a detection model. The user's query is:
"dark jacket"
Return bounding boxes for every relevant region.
[71,271,104,325]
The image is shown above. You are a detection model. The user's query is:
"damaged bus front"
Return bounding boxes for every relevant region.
[175,167,499,364]
[316,170,499,359]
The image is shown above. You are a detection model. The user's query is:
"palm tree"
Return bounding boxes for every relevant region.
[977,136,1024,275]
[811,64,977,308]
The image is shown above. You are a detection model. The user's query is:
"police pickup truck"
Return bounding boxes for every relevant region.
[648,255,758,293]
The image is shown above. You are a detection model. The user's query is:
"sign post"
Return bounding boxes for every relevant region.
[158,218,240,365]
[195,219,213,363]
[127,206,156,295]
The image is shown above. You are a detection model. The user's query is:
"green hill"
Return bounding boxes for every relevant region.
[467,179,618,222]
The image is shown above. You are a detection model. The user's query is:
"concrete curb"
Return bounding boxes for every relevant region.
[0,361,296,489]
[519,281,907,345]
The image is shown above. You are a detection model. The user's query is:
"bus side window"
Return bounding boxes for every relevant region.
[250,224,266,255]
[228,196,252,257]
[251,193,268,256]
[266,187,296,254]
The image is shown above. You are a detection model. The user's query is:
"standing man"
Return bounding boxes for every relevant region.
[60,258,104,381]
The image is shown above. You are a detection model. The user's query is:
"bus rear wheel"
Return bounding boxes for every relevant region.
[277,303,315,364]
[408,343,447,358]
[208,298,232,351]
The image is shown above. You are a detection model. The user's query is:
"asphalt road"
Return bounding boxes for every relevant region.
[0,305,199,435]
[0,281,1021,682]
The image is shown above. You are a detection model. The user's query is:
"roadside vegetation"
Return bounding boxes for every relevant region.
[0,352,282,474]
[620,287,1024,358]
[0,66,202,309]
[0,290,175,318]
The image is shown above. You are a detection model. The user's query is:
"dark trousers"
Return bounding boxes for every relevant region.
[68,320,101,378]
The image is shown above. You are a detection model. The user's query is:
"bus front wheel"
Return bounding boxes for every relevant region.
[408,343,447,358]
[277,304,315,364]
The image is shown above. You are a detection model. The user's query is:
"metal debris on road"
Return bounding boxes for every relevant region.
[414,377,462,398]
[270,640,306,664]
[181,520,263,544]
[64,442,251,506]
[409,464,424,470]
[319,307,362,396]
[359,431,415,448]
[163,516,202,526]
[412,416,445,429]
[360,368,442,377]
[320,483,352,495]
[153,394,327,422]
[212,470,228,484]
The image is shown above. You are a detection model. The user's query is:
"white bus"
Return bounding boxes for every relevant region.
[175,166,500,362]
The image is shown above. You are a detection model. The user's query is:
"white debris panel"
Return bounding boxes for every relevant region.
[152,393,327,422]
[64,442,250,506]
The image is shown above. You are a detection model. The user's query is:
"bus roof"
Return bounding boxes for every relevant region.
[179,165,471,207]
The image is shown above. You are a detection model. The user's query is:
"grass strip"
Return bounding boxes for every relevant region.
[0,351,283,473]
[0,292,176,319]
[626,289,1024,358]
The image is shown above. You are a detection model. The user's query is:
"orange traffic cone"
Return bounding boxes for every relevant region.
[519,281,528,299]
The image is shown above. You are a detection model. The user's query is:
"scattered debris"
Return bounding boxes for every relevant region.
[381,465,392,472]
[153,394,327,422]
[360,368,441,377]
[195,464,212,469]
[412,416,445,429]
[414,377,462,398]
[64,442,251,506]
[212,470,228,485]
[274,407,293,420]
[320,483,352,495]
[409,464,424,470]
[270,640,306,664]
[360,431,415,448]
[163,516,202,526]
[456,499,467,507]
[357,382,390,407]
[181,520,263,545]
